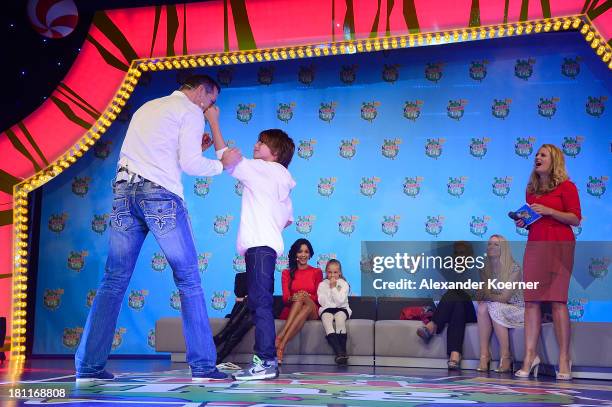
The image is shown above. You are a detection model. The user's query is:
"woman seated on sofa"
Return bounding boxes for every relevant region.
[275,238,323,363]
[416,241,477,369]
[475,234,524,373]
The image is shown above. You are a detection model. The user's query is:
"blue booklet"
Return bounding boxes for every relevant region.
[514,204,542,227]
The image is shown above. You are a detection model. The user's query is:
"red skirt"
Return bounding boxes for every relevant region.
[523,240,575,302]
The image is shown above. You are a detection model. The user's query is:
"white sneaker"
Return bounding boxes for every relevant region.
[232,355,279,381]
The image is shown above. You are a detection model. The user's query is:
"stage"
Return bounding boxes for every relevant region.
[1,359,612,406]
[2,2,612,406]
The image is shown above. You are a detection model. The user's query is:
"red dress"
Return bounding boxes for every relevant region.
[279,265,323,319]
[523,180,581,302]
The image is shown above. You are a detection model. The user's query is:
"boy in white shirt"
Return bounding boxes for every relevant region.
[205,106,295,380]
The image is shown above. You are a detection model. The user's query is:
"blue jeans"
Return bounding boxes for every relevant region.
[75,178,217,376]
[245,246,277,361]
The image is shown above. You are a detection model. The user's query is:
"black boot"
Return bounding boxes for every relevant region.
[213,331,226,346]
[336,333,348,365]
[214,302,249,345]
[216,318,253,364]
[325,334,343,363]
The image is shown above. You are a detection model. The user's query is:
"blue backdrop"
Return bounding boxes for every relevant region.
[33,32,611,354]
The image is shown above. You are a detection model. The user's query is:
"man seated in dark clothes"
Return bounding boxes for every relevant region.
[214,273,252,364]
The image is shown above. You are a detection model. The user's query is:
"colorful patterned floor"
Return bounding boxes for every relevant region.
[1,361,612,406]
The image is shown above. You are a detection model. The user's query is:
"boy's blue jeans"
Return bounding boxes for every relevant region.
[75,178,217,376]
[245,246,277,361]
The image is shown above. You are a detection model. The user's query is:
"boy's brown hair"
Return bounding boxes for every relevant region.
[258,129,295,168]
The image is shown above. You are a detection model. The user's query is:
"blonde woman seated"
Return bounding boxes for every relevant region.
[476,234,525,373]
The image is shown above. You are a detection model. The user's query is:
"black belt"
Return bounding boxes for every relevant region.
[116,167,145,184]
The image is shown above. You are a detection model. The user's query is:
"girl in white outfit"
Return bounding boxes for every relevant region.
[317,259,352,364]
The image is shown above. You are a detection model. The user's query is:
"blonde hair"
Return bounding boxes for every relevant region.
[483,234,517,282]
[527,144,569,195]
[326,259,350,289]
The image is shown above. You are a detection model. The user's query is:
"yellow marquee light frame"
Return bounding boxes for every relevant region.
[9,14,611,366]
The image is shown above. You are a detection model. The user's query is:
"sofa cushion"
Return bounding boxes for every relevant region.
[156,317,230,353]
[156,317,302,356]
[541,322,612,367]
[375,320,447,358]
[299,320,334,355]
[345,319,375,356]
[155,317,185,352]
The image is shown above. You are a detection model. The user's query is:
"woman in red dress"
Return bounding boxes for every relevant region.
[275,238,323,363]
[514,144,581,380]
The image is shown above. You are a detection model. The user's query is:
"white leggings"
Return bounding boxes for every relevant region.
[321,311,347,335]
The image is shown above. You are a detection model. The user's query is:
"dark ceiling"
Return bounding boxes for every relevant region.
[1,0,212,132]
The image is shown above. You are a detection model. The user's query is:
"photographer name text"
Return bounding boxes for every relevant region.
[372,278,539,291]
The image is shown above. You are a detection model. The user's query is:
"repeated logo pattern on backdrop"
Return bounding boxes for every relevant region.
[33,33,611,354]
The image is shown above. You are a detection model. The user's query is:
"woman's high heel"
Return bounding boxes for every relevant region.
[476,354,491,372]
[276,338,285,365]
[494,356,514,373]
[447,355,462,370]
[556,360,572,380]
[514,355,540,378]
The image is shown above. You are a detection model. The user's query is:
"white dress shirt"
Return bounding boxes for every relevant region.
[118,91,223,199]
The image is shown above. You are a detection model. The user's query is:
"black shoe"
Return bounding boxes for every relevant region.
[337,333,349,365]
[325,333,343,362]
[334,354,349,365]
[447,357,462,370]
[192,369,229,382]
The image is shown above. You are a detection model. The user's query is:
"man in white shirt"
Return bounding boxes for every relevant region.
[75,75,240,382]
